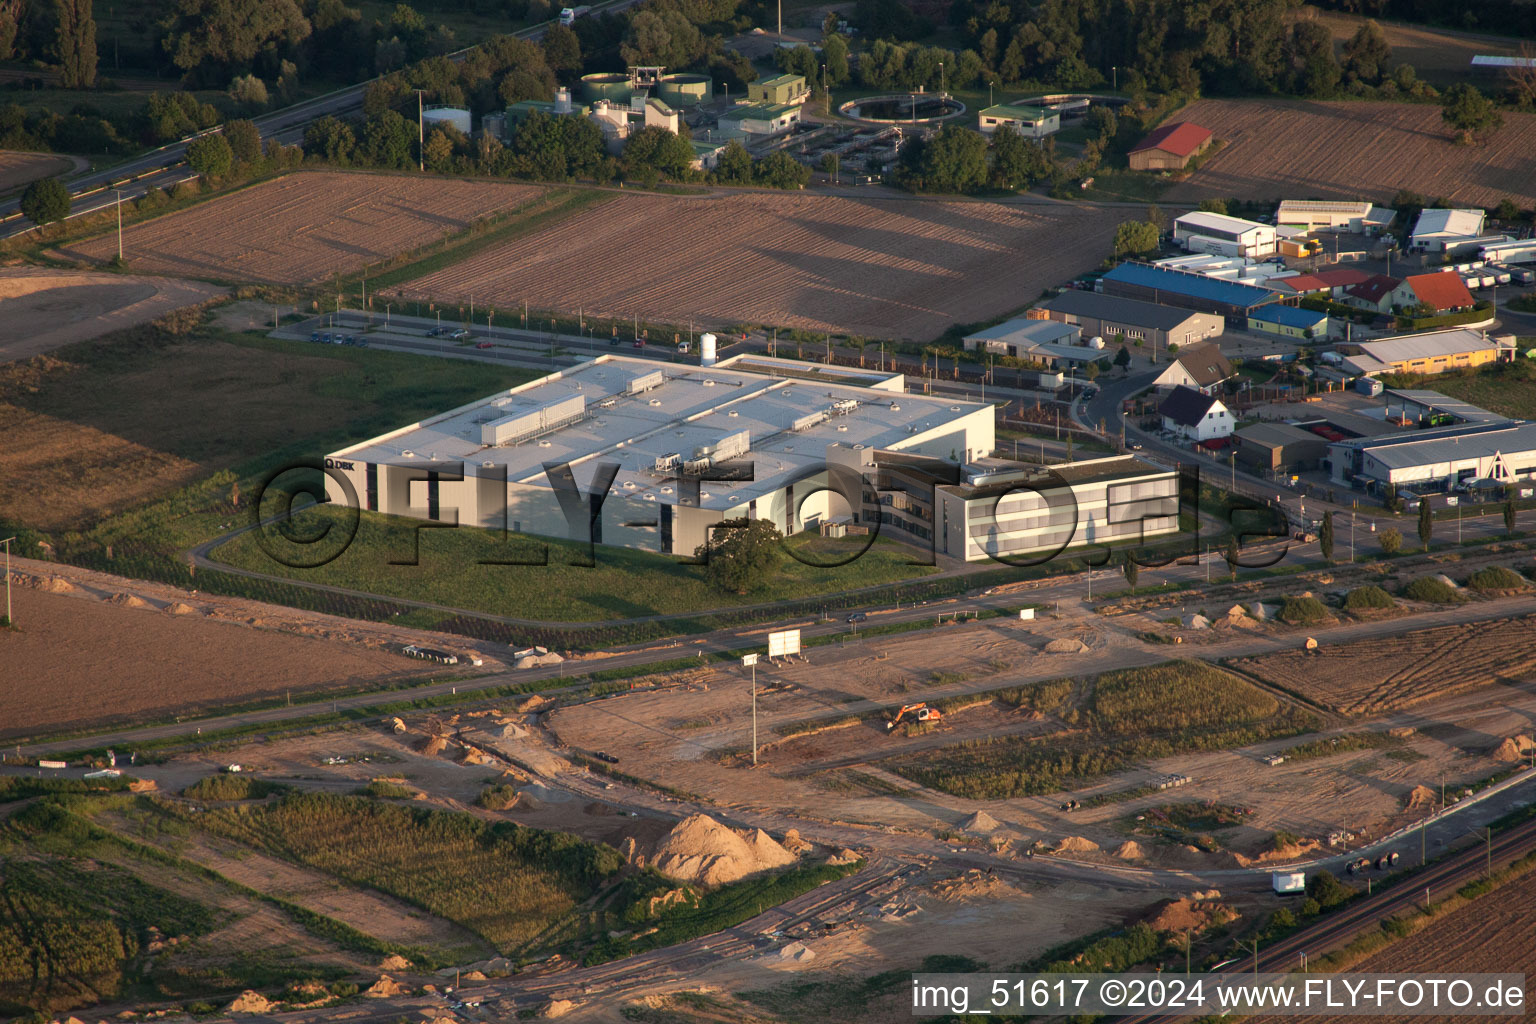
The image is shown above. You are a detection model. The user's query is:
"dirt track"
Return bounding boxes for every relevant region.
[0,150,80,193]
[0,267,226,363]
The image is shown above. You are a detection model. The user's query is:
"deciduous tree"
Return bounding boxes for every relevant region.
[20,176,69,225]
[698,518,785,594]
[1441,83,1503,143]
[186,132,234,179]
[1417,499,1433,549]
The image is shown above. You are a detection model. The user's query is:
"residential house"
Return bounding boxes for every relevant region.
[1160,385,1233,443]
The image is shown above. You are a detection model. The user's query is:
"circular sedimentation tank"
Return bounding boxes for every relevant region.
[580,73,631,103]
[838,93,966,124]
[657,73,712,107]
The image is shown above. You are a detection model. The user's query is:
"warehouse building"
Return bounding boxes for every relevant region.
[1102,262,1281,326]
[1328,420,1536,490]
[747,73,810,106]
[1410,208,1486,251]
[923,455,1180,562]
[1173,211,1278,259]
[1337,328,1515,377]
[977,103,1059,137]
[719,102,801,136]
[324,355,994,558]
[1159,386,1233,443]
[1247,304,1329,339]
[1151,342,1235,393]
[1128,121,1212,171]
[1037,291,1223,350]
[960,319,1107,369]
[1275,200,1394,233]
[1235,422,1329,472]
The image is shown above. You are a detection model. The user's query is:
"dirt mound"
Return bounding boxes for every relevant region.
[107,592,151,609]
[961,811,1001,833]
[1492,735,1535,763]
[513,791,544,811]
[226,991,273,1014]
[1145,897,1237,935]
[650,814,797,886]
[1043,637,1089,654]
[1114,840,1144,860]
[781,827,812,854]
[1404,785,1437,811]
[584,801,617,816]
[777,941,816,962]
[517,695,551,713]
[461,970,488,981]
[1388,727,1416,739]
[1181,613,1211,630]
[461,746,492,766]
[540,998,578,1017]
[1053,835,1099,854]
[827,847,860,865]
[364,975,404,998]
[127,777,158,793]
[42,577,75,593]
[378,954,412,971]
[163,601,198,615]
[419,735,449,756]
[497,722,527,739]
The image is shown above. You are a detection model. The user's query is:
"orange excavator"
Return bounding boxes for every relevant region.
[887,702,943,731]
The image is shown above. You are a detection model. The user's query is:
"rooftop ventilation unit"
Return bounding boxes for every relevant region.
[683,457,712,475]
[627,370,664,394]
[479,395,586,447]
[792,411,827,432]
[654,453,681,472]
[833,399,859,415]
[713,429,751,461]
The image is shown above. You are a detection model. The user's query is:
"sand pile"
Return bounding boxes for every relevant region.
[1053,836,1099,854]
[1145,897,1236,934]
[107,592,151,609]
[497,722,527,739]
[1432,574,1461,589]
[1043,637,1089,654]
[127,778,158,793]
[378,954,412,971]
[1181,613,1210,630]
[649,814,798,886]
[461,970,488,981]
[513,646,564,669]
[513,791,544,811]
[1404,784,1437,811]
[1114,840,1144,860]
[540,998,577,1017]
[777,941,816,963]
[226,991,274,1014]
[1389,727,1416,739]
[43,577,75,593]
[163,601,198,615]
[1250,602,1277,621]
[517,695,551,713]
[1492,735,1535,762]
[364,975,404,998]
[420,735,449,756]
[961,811,1001,834]
[461,746,492,766]
[828,847,860,865]
[781,828,812,854]
[1225,604,1249,621]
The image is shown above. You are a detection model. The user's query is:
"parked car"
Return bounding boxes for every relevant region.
[343,335,357,345]
[846,611,868,623]
[594,751,620,764]
[309,331,322,342]
[632,339,646,348]
[426,326,444,337]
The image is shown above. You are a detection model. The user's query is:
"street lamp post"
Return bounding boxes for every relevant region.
[743,653,760,765]
[939,62,945,97]
[0,536,15,627]
[113,189,124,261]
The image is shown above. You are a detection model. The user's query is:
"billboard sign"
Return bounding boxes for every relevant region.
[767,628,801,658]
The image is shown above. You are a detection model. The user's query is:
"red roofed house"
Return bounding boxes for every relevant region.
[1392,272,1476,313]
[1340,274,1401,314]
[1129,122,1214,171]
[1272,267,1373,297]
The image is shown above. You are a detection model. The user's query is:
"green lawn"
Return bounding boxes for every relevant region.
[208,507,937,621]
[1381,360,1536,421]
[1079,168,1175,203]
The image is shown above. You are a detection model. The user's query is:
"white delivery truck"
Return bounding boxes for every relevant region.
[559,5,591,25]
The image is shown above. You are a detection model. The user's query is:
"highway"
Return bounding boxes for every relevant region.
[0,0,643,238]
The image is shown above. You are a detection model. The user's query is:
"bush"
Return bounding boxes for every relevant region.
[1401,577,1463,604]
[1378,527,1402,555]
[360,779,415,799]
[1466,566,1527,592]
[476,783,518,810]
[183,775,282,801]
[1343,585,1395,611]
[1306,869,1354,909]
[1279,595,1329,624]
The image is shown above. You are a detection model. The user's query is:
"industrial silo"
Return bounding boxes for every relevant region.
[580,73,631,103]
[658,73,712,107]
[700,333,717,366]
[422,106,472,135]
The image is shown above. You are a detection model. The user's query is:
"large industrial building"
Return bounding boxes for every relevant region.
[324,355,994,557]
[1173,211,1278,259]
[1328,420,1536,491]
[855,453,1180,562]
[1101,262,1281,325]
[1409,208,1486,251]
[960,319,1107,369]
[1036,291,1223,350]
[1275,200,1394,233]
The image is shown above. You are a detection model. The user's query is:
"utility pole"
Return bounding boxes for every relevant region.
[415,90,426,172]
[1487,826,1493,880]
[0,536,13,627]
[113,189,124,261]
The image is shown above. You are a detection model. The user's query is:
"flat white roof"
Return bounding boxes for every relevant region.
[331,355,989,511]
[1349,328,1508,363]
[1412,208,1485,240]
[1174,211,1271,236]
[1278,200,1372,216]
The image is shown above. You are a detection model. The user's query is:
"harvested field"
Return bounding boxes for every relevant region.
[1308,12,1528,83]
[397,191,1127,339]
[0,589,426,739]
[1231,614,1536,715]
[1249,867,1536,1024]
[0,267,226,363]
[0,149,77,192]
[1161,99,1536,209]
[55,171,545,284]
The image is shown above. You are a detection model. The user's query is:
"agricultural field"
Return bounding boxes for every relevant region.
[208,506,938,622]
[1230,614,1536,715]
[1308,12,1529,85]
[1161,99,1536,209]
[887,661,1316,799]
[0,587,427,741]
[397,191,1128,339]
[0,149,78,193]
[55,172,546,284]
[0,323,534,531]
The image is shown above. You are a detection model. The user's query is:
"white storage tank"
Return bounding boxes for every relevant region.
[1086,335,1105,349]
[422,106,472,135]
[700,332,717,366]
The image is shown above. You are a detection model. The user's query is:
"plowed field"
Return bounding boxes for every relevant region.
[1230,614,1536,714]
[1163,100,1536,209]
[56,171,544,284]
[397,191,1126,339]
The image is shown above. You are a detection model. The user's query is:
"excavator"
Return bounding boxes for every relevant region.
[886,702,943,731]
